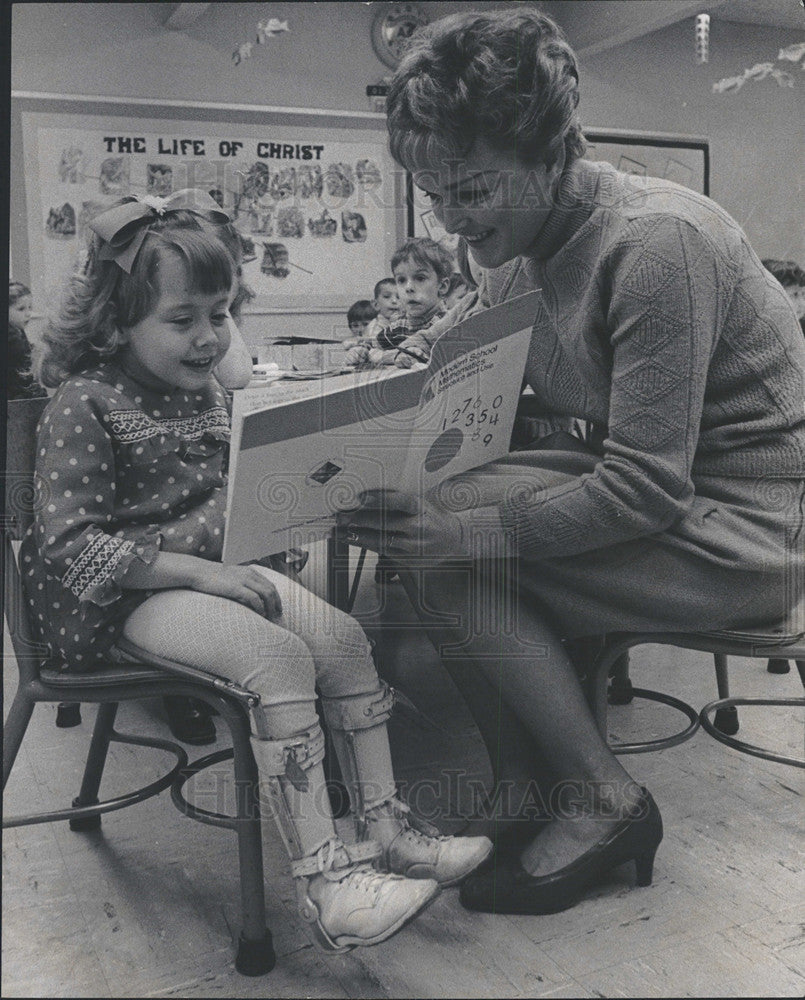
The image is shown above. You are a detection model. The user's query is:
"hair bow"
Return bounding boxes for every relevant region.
[87,188,231,273]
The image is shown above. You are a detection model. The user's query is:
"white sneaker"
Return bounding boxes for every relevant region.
[365,799,494,887]
[295,839,439,952]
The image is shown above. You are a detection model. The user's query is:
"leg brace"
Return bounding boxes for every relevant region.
[320,683,397,829]
[251,724,327,860]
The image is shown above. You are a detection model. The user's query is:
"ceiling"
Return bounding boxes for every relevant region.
[536,0,804,59]
[156,2,805,56]
[711,0,805,31]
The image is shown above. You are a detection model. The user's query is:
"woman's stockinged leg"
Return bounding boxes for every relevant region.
[397,564,551,829]
[400,559,644,875]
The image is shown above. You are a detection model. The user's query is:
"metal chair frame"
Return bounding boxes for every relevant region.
[582,630,805,768]
[2,398,275,976]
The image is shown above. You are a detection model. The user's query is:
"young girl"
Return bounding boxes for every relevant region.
[8,280,48,400]
[22,191,491,953]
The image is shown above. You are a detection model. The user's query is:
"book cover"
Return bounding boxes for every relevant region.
[222,289,541,561]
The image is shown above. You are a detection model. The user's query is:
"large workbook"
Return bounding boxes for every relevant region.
[222,289,542,561]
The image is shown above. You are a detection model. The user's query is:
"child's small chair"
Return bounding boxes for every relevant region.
[2,398,276,976]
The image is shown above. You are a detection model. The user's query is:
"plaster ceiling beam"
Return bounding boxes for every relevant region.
[570,0,730,59]
[164,3,211,31]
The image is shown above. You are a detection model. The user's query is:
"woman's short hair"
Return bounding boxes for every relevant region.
[387,8,585,171]
[391,237,455,282]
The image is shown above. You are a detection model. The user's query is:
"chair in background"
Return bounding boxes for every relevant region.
[579,628,804,768]
[2,397,276,976]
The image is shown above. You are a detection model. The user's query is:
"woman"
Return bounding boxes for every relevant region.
[339,8,805,915]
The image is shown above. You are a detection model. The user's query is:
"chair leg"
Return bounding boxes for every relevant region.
[608,652,633,704]
[712,653,739,736]
[70,701,118,831]
[767,658,791,674]
[228,708,275,976]
[2,691,35,790]
[56,702,82,727]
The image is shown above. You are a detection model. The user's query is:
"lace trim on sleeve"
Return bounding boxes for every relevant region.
[62,528,160,607]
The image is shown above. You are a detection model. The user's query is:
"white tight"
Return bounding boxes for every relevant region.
[121,566,380,739]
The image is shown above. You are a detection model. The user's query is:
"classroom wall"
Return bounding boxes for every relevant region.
[11,2,804,351]
[580,17,804,263]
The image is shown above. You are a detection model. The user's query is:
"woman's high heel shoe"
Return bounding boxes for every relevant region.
[459,786,662,915]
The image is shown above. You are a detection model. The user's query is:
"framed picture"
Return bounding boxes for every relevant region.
[11,94,406,320]
[617,154,648,177]
[583,129,708,194]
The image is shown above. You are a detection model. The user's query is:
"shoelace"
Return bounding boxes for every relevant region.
[370,798,450,848]
[313,838,391,897]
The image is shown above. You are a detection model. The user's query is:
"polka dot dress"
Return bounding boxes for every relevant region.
[20,362,232,670]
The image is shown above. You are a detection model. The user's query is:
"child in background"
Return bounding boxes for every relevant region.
[442,271,473,311]
[213,228,257,390]
[342,300,378,368]
[368,238,454,367]
[8,281,48,400]
[24,191,492,953]
[364,277,401,341]
[762,259,805,330]
[343,299,378,343]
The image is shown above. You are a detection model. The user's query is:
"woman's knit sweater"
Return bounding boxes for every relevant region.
[463,158,805,560]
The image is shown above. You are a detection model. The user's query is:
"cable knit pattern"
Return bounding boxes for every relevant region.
[477,159,805,560]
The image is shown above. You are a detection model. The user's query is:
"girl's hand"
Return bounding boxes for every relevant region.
[189,561,283,619]
[336,489,465,560]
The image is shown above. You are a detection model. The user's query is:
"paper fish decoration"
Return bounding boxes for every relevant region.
[232,41,253,65]
[743,62,774,81]
[778,42,805,63]
[257,18,289,43]
[770,67,795,88]
[712,75,746,94]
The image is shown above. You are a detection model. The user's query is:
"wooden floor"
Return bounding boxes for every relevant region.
[3,550,804,998]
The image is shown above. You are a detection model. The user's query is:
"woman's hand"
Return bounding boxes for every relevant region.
[336,489,466,560]
[188,561,283,619]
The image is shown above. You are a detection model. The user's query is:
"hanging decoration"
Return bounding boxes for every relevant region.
[695,13,710,64]
[233,16,289,65]
[712,35,803,94]
[232,41,253,66]
[257,18,289,43]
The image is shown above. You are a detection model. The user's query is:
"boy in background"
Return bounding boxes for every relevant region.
[762,259,805,330]
[344,280,400,367]
[365,277,401,340]
[368,238,454,367]
[442,271,473,312]
[344,299,378,342]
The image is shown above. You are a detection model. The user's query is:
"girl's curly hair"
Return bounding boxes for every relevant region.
[387,8,585,172]
[39,209,236,387]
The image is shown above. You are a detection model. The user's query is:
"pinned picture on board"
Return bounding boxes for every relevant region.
[617,155,647,177]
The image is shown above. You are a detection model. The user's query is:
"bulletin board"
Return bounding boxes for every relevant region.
[409,128,709,248]
[10,94,405,317]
